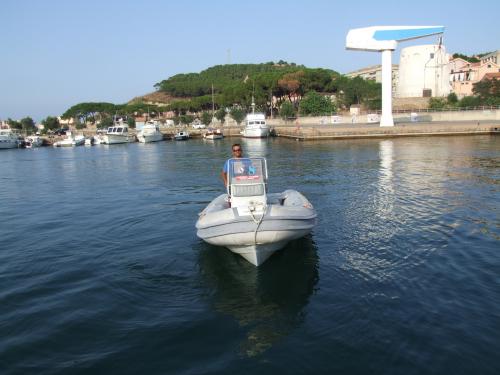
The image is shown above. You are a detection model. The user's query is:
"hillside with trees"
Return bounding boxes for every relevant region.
[54,59,498,129]
[59,62,382,126]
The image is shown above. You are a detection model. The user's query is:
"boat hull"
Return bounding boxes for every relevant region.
[0,131,19,149]
[196,190,317,266]
[102,134,130,144]
[137,133,163,143]
[241,127,269,138]
[203,133,223,140]
[53,136,85,147]
[0,141,18,149]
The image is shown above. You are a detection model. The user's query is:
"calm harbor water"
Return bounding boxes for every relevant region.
[1,135,499,374]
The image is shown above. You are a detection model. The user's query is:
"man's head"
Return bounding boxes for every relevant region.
[232,143,242,157]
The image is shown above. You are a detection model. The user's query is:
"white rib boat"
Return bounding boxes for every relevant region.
[196,157,317,266]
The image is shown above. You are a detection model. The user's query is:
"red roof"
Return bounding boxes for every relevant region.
[482,72,500,80]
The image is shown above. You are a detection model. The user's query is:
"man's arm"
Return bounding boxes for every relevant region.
[221,170,228,187]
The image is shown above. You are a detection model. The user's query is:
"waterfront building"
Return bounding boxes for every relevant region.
[449,57,500,98]
[345,64,399,93]
[480,50,500,65]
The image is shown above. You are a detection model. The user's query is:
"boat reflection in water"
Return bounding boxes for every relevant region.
[197,236,319,357]
[240,137,268,158]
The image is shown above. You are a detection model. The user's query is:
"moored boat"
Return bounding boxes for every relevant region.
[203,128,223,140]
[174,130,190,141]
[102,120,131,144]
[196,157,317,266]
[137,121,163,143]
[241,96,269,138]
[53,132,85,147]
[25,135,43,148]
[0,129,19,149]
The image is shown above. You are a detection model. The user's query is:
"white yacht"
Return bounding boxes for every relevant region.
[0,129,19,149]
[196,157,317,266]
[137,121,163,143]
[241,98,269,138]
[241,113,269,138]
[102,121,131,144]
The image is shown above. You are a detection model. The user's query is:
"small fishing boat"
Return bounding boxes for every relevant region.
[53,132,85,147]
[93,133,105,144]
[196,157,317,266]
[174,130,190,141]
[25,135,43,148]
[203,128,223,140]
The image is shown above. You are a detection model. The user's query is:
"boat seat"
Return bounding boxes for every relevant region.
[231,184,265,197]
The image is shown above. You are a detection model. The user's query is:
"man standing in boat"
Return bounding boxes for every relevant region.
[221,143,243,187]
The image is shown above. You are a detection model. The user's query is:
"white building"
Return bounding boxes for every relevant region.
[396,44,452,98]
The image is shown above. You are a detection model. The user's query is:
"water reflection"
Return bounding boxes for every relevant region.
[197,237,319,357]
[240,138,269,158]
[377,140,394,220]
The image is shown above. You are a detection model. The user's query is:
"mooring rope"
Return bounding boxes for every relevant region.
[249,202,267,245]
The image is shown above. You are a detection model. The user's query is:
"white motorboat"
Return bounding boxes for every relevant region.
[25,135,43,148]
[93,133,105,144]
[102,121,131,144]
[0,129,19,149]
[137,121,163,143]
[174,130,190,141]
[196,157,317,266]
[53,132,85,147]
[240,95,269,138]
[241,113,269,138]
[203,128,223,140]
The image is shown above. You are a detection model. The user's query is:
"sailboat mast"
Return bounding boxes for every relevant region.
[251,82,255,114]
[211,84,215,116]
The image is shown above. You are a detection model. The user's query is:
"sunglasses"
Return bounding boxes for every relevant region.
[232,148,242,152]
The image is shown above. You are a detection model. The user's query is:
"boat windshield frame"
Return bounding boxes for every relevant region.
[227,157,267,190]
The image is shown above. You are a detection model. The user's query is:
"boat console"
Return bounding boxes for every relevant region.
[226,157,268,213]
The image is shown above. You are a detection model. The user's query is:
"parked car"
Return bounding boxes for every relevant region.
[54,128,69,135]
[191,120,206,129]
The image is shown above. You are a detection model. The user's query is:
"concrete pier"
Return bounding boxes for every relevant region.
[272,121,500,141]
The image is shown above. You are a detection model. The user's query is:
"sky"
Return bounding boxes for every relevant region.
[1,0,499,122]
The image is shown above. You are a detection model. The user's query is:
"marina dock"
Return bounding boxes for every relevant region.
[271,121,500,140]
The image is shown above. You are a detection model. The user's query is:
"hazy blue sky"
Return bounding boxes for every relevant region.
[1,0,498,121]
